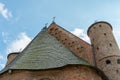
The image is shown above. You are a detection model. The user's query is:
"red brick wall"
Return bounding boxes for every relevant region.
[88,22,120,80]
[48,23,94,65]
[0,65,103,80]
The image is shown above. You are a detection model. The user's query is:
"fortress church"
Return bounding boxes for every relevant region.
[0,21,119,80]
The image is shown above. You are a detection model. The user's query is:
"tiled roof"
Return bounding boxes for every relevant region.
[0,27,90,73]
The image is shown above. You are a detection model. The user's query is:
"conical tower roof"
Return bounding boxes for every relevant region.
[0,26,90,73]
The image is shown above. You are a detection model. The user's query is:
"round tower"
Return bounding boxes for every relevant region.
[87,21,120,80]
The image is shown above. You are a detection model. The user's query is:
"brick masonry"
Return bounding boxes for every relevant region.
[0,65,104,80]
[87,21,120,80]
[48,23,94,65]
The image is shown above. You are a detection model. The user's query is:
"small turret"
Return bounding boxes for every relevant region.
[87,21,120,80]
[6,52,19,66]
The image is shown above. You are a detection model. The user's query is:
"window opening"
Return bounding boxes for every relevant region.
[97,47,99,50]
[117,59,120,64]
[106,60,111,64]
[104,33,106,36]
[109,43,112,47]
[99,25,102,27]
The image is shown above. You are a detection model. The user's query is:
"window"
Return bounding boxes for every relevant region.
[116,70,119,73]
[106,60,111,64]
[65,38,67,40]
[68,43,70,45]
[99,25,102,27]
[93,27,96,29]
[50,28,54,31]
[77,47,79,50]
[109,43,112,47]
[97,47,99,50]
[93,38,94,42]
[104,33,106,36]
[55,33,57,35]
[72,41,74,44]
[117,59,120,64]
[70,45,73,47]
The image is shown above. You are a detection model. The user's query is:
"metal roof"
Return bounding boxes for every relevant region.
[0,27,90,73]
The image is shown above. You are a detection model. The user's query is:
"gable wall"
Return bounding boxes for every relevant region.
[48,23,95,65]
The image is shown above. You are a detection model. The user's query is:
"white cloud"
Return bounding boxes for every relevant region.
[6,32,31,54]
[0,55,3,60]
[1,32,9,43]
[0,63,5,68]
[71,28,90,43]
[0,2,12,20]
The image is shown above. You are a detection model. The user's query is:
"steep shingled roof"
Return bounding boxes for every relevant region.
[0,27,90,73]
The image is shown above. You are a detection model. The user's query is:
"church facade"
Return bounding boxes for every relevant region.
[0,21,119,80]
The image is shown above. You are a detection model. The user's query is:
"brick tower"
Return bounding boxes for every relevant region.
[87,21,120,80]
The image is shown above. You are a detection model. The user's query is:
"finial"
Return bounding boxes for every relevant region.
[52,17,56,22]
[42,23,48,31]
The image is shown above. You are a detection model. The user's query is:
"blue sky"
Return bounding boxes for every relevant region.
[0,0,120,70]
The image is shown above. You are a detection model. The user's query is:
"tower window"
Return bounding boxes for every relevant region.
[104,33,106,36]
[93,38,94,42]
[99,25,102,27]
[77,47,79,50]
[117,59,120,64]
[109,43,112,47]
[106,60,111,64]
[93,27,96,29]
[65,38,67,40]
[97,47,99,50]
